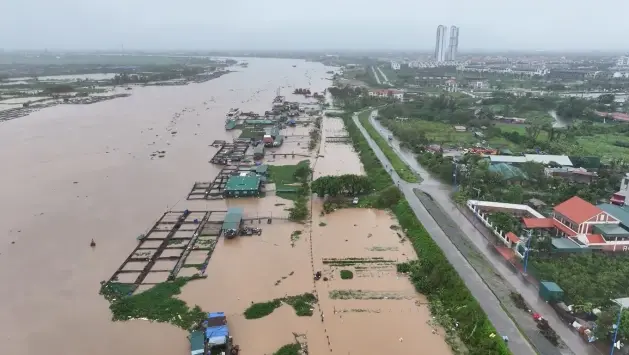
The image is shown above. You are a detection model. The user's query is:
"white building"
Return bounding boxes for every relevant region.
[390,61,401,71]
[369,89,404,101]
[617,56,629,67]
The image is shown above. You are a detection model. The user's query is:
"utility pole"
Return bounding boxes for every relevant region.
[523,229,533,274]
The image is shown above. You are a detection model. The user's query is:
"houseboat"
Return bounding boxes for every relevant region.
[226,108,241,122]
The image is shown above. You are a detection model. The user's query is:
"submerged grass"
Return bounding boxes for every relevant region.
[99,276,206,330]
[243,293,317,319]
[273,343,301,355]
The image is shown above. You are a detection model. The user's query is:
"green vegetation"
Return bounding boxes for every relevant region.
[530,254,629,342]
[99,277,205,330]
[273,343,301,355]
[392,200,510,354]
[377,92,629,160]
[311,174,371,197]
[357,110,419,182]
[243,293,317,319]
[340,270,354,279]
[268,160,311,202]
[530,254,629,306]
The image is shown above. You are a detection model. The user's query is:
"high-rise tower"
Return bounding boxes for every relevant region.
[434,25,447,62]
[448,26,459,62]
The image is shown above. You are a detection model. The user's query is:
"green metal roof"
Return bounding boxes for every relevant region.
[252,164,268,174]
[598,203,629,227]
[253,145,265,155]
[489,163,528,181]
[551,237,582,250]
[189,331,205,354]
[222,207,244,231]
[225,175,261,192]
[246,119,274,125]
[593,223,629,236]
[225,119,236,130]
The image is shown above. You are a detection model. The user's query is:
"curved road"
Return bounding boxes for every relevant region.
[352,111,536,355]
[362,110,599,355]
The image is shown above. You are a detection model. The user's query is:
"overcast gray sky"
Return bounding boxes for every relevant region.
[2,0,628,51]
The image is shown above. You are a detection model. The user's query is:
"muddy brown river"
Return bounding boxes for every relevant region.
[0,58,450,355]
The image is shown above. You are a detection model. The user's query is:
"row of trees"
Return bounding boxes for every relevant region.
[311,175,371,197]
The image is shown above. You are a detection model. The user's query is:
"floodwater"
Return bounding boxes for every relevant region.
[0,56,450,355]
[309,202,452,355]
[0,58,331,355]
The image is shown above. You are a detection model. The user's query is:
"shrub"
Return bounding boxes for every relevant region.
[340,270,354,279]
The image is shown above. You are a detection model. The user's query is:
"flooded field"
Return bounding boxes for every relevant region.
[310,205,452,354]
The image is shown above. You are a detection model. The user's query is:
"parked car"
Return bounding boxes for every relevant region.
[352,197,359,205]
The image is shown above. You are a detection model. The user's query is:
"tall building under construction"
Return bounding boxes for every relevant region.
[434,25,459,62]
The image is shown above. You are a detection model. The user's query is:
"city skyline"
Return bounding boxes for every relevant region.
[434,25,458,62]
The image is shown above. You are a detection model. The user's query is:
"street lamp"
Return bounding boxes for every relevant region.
[523,229,533,275]
[610,297,629,355]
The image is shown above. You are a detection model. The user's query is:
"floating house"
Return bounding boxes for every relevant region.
[223,174,262,197]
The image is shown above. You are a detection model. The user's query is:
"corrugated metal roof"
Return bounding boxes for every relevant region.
[225,175,261,191]
[551,237,582,250]
[222,207,244,231]
[598,203,629,227]
[524,154,573,166]
[489,155,527,164]
[189,330,205,353]
[489,163,528,180]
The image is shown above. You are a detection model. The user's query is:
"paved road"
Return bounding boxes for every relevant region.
[366,112,600,355]
[370,66,382,85]
[352,111,536,355]
[376,67,390,85]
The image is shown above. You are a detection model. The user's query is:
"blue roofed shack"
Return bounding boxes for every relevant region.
[205,312,229,347]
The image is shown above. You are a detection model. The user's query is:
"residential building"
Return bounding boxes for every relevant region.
[434,25,447,63]
[470,80,490,90]
[545,167,597,184]
[488,154,573,167]
[610,173,629,206]
[447,26,459,62]
[391,61,401,71]
[223,173,262,197]
[368,89,404,100]
[522,196,629,252]
[617,56,629,67]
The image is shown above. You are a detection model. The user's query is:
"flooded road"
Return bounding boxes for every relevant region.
[0,58,332,355]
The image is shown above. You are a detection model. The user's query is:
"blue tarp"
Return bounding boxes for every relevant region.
[206,312,229,345]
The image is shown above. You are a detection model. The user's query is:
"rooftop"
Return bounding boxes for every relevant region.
[522,217,555,229]
[222,207,244,231]
[554,196,603,224]
[593,223,629,236]
[586,234,606,244]
[551,237,582,250]
[524,154,573,166]
[489,163,528,181]
[225,175,262,192]
[505,232,520,243]
[598,203,629,227]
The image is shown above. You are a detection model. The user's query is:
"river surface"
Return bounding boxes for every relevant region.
[0,58,332,355]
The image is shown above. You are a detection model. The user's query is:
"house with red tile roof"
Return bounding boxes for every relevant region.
[522,196,625,251]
